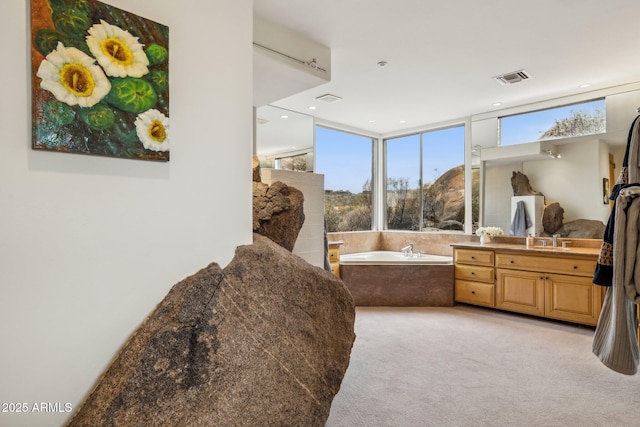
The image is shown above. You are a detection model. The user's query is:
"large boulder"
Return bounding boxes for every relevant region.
[67,234,355,427]
[511,171,544,197]
[253,180,305,251]
[253,181,305,251]
[543,202,564,234]
[426,164,465,224]
[556,219,605,239]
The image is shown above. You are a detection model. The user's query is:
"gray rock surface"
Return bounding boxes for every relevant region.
[253,180,305,251]
[67,234,355,427]
[556,219,605,239]
[257,184,305,251]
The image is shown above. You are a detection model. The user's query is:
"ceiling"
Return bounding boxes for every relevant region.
[253,0,640,137]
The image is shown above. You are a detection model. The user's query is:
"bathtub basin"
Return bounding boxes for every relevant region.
[340,250,453,265]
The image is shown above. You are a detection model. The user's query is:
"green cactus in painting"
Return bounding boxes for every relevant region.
[43,100,76,127]
[145,44,168,66]
[145,70,168,92]
[105,77,158,114]
[79,104,115,131]
[48,0,93,15]
[52,8,92,39]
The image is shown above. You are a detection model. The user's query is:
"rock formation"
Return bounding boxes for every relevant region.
[542,202,564,234]
[252,157,305,251]
[254,181,305,251]
[252,155,261,183]
[555,219,605,239]
[426,164,464,230]
[67,234,356,427]
[511,171,544,197]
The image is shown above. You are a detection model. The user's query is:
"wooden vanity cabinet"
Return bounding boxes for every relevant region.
[328,243,341,277]
[495,252,603,326]
[454,248,495,308]
[453,246,604,326]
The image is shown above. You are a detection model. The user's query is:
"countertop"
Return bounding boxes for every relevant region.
[450,241,600,258]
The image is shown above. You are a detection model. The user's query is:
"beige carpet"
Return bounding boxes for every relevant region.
[326,305,640,427]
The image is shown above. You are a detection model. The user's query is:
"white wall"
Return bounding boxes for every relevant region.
[483,163,520,232]
[0,1,253,426]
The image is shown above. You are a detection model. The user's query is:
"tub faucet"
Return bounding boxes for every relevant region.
[401,243,414,257]
[552,234,560,248]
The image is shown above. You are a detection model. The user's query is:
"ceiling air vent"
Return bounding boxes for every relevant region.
[494,70,531,85]
[316,93,343,103]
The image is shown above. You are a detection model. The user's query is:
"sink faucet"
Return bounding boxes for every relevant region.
[401,243,414,257]
[552,234,560,248]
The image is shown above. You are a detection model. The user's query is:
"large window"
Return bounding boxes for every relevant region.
[386,134,420,230]
[316,126,373,232]
[385,125,465,231]
[501,98,605,146]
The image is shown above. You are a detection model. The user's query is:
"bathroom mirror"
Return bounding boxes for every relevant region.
[255,105,314,170]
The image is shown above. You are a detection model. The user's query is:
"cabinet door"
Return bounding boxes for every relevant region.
[496,268,545,316]
[545,273,603,326]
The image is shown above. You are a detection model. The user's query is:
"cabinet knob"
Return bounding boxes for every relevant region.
[540,276,544,280]
[471,272,475,275]
[510,260,514,264]
[573,266,578,270]
[471,256,475,259]
[471,291,476,294]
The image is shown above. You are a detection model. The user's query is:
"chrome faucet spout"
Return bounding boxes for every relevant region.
[401,243,414,257]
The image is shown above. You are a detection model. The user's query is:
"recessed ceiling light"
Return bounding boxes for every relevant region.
[579,83,591,88]
[399,120,407,124]
[492,102,502,107]
[280,115,288,119]
[368,120,376,123]
[308,106,316,110]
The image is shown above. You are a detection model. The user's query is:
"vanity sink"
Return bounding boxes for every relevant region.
[528,245,571,252]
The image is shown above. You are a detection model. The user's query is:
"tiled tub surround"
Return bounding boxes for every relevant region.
[328,231,602,256]
[329,231,468,307]
[328,231,603,307]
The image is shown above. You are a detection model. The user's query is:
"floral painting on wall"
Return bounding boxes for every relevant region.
[31,0,170,161]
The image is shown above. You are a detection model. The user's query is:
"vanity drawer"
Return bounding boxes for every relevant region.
[495,252,596,277]
[455,264,494,283]
[328,247,340,262]
[455,280,495,307]
[454,248,494,267]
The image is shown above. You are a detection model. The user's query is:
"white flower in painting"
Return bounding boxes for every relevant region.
[86,20,149,78]
[135,109,169,152]
[36,42,111,108]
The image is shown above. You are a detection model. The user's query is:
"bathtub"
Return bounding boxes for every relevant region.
[340,250,453,265]
[339,251,454,306]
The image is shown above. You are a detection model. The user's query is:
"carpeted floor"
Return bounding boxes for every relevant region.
[326,305,640,427]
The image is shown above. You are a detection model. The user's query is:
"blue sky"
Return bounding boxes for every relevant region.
[316,99,604,193]
[316,125,464,193]
[501,99,604,145]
